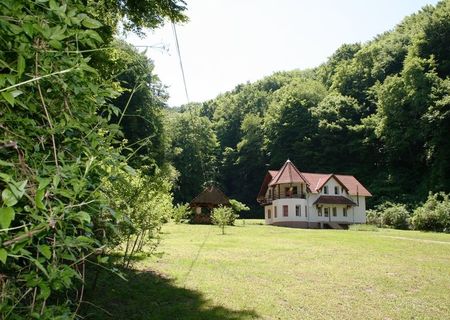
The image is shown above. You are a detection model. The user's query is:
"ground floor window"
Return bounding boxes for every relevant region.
[324,207,329,217]
[283,205,288,217]
[268,209,271,219]
[295,205,301,216]
[274,206,277,218]
[332,207,337,217]
[305,206,308,217]
[318,207,322,216]
[343,207,347,217]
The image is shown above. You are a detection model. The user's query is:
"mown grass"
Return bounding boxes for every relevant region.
[83,220,450,319]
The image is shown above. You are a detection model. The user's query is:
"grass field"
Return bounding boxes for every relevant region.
[83,221,450,319]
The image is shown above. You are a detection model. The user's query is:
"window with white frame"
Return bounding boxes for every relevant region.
[324,207,329,217]
[323,186,329,194]
[274,206,277,218]
[332,207,337,216]
[268,209,271,219]
[343,207,347,217]
[295,205,301,216]
[334,186,339,195]
[318,207,322,216]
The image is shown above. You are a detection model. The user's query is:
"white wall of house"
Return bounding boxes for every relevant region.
[264,196,367,226]
[320,177,348,196]
[350,195,367,223]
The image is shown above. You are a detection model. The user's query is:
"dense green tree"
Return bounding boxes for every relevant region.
[168,105,219,203]
[264,78,327,169]
[310,92,367,173]
[99,40,169,170]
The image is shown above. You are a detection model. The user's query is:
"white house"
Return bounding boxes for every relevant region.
[257,159,372,229]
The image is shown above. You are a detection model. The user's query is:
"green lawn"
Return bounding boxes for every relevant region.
[83,221,450,319]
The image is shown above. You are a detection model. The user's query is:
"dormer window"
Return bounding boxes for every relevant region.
[334,186,339,195]
[323,186,328,194]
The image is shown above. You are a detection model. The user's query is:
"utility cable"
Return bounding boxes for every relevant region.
[170,21,210,185]
[171,22,189,104]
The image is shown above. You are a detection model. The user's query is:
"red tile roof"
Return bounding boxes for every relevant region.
[268,170,278,178]
[333,174,372,197]
[313,195,357,206]
[261,160,372,197]
[268,160,309,187]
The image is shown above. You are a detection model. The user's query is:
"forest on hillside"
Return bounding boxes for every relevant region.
[169,0,450,215]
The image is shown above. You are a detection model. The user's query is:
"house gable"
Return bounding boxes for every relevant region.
[315,174,349,195]
[268,160,309,187]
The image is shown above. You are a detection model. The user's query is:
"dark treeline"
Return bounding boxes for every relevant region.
[169,0,450,215]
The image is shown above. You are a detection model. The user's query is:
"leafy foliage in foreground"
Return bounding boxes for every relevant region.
[0,1,122,317]
[0,0,185,318]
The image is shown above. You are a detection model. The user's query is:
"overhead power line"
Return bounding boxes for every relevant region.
[171,22,190,104]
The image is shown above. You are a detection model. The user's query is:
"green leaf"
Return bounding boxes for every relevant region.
[85,30,103,43]
[82,17,102,29]
[35,188,45,209]
[48,39,62,49]
[38,283,51,300]
[49,0,58,11]
[0,160,14,167]
[30,257,49,278]
[11,90,22,98]
[78,211,91,223]
[0,248,7,264]
[1,91,15,106]
[38,244,52,260]
[0,207,15,229]
[0,173,11,182]
[2,189,18,206]
[8,23,22,35]
[37,177,51,190]
[23,23,34,37]
[53,175,60,188]
[76,236,94,244]
[10,180,27,199]
[17,55,25,76]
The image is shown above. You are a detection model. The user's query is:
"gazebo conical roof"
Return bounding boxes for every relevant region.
[190,185,230,207]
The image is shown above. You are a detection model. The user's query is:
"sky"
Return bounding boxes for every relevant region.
[124,0,440,107]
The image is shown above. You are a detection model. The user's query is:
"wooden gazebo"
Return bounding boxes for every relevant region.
[189,185,230,224]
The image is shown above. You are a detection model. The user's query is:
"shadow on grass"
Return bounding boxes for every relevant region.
[81,267,258,320]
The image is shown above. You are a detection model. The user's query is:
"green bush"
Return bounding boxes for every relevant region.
[411,192,450,232]
[380,203,410,229]
[103,168,174,267]
[172,203,190,223]
[211,206,237,234]
[366,202,410,229]
[366,209,382,226]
